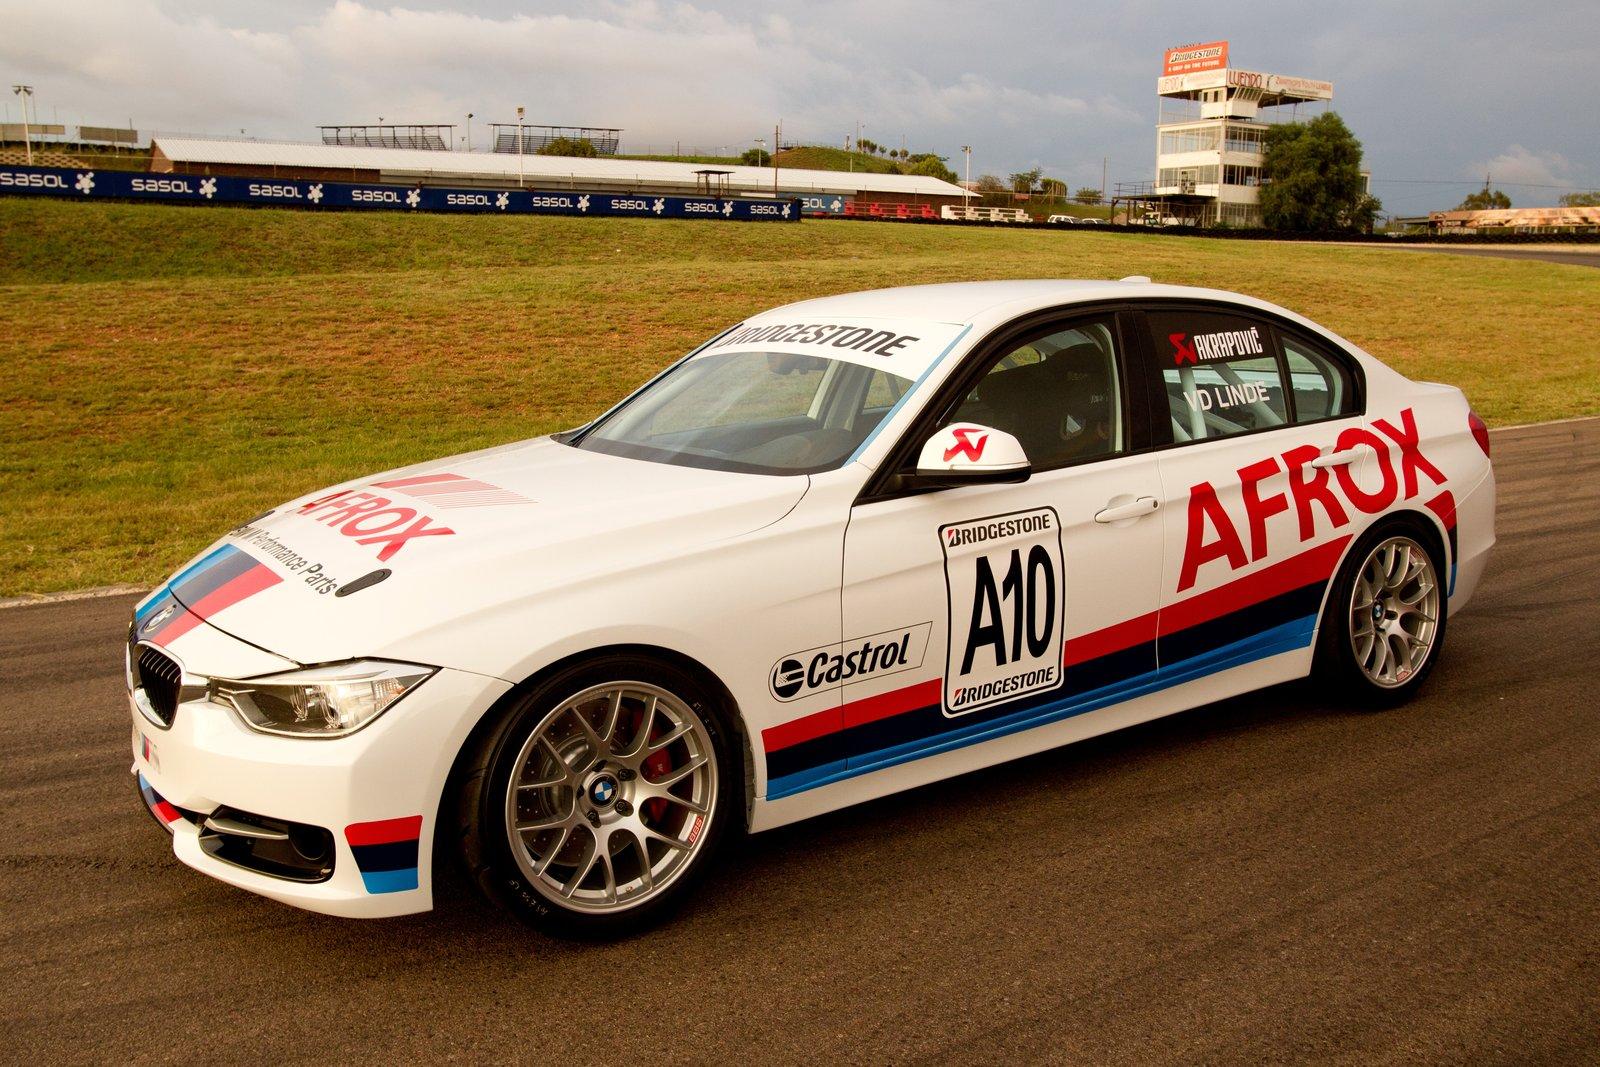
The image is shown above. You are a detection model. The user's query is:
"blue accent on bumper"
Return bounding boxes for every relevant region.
[358,867,420,894]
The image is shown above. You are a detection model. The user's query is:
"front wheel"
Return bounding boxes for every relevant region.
[454,656,737,938]
[1318,522,1448,706]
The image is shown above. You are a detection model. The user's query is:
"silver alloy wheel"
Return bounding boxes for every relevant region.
[503,681,718,913]
[1349,535,1441,688]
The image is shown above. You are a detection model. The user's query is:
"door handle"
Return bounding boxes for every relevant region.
[1094,496,1160,524]
[1310,448,1363,469]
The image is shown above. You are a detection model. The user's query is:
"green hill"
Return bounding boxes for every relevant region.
[773,146,901,174]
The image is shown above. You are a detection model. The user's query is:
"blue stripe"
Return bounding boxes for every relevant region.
[133,587,175,624]
[359,867,420,894]
[848,324,974,463]
[766,614,1319,800]
[137,545,239,623]
[168,544,240,589]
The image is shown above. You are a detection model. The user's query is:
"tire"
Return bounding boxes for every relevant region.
[452,654,738,939]
[1317,518,1449,708]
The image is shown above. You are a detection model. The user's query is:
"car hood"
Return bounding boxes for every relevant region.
[164,437,808,668]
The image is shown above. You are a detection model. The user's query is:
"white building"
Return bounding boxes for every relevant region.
[1153,41,1333,226]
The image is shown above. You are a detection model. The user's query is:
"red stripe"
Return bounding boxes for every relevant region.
[843,678,943,731]
[186,564,282,621]
[1422,490,1458,531]
[345,815,423,846]
[152,800,181,824]
[1158,535,1351,637]
[763,678,944,753]
[150,607,203,646]
[1063,611,1158,668]
[398,480,502,496]
[761,705,840,753]
[372,473,468,489]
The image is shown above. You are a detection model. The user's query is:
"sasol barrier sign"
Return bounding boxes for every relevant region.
[0,166,801,222]
[792,193,848,216]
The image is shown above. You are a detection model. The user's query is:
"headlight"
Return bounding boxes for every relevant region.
[209,660,435,738]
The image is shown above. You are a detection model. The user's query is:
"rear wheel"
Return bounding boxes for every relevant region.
[1319,521,1448,706]
[454,656,737,938]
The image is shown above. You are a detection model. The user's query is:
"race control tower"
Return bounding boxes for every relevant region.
[1148,41,1333,226]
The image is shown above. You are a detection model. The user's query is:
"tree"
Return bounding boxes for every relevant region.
[1559,191,1600,207]
[1074,186,1103,204]
[739,147,766,166]
[536,136,598,158]
[1038,177,1067,199]
[1009,167,1042,194]
[907,154,958,183]
[1258,112,1381,231]
[975,173,1006,193]
[1457,185,1511,210]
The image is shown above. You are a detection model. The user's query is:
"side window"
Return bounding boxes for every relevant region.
[947,319,1123,468]
[1148,310,1288,443]
[1281,332,1356,422]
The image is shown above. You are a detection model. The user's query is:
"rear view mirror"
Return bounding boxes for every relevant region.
[908,423,1031,487]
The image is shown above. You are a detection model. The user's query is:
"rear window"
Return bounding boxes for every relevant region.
[1281,331,1357,421]
[1148,310,1288,443]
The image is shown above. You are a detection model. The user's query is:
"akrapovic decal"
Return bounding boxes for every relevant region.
[1169,325,1265,365]
[940,507,1065,716]
[769,623,933,702]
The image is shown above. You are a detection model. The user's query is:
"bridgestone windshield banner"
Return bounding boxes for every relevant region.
[0,165,801,222]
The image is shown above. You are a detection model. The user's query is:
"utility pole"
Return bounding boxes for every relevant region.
[1102,156,1107,206]
[516,105,525,187]
[11,85,33,166]
[773,121,780,196]
[962,145,972,207]
[755,137,765,167]
[466,112,474,152]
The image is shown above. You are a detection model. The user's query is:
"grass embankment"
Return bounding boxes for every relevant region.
[1,199,1595,595]
[773,146,900,174]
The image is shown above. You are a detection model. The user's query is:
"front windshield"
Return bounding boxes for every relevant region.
[573,350,913,475]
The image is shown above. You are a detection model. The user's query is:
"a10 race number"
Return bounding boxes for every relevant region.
[940,507,1066,717]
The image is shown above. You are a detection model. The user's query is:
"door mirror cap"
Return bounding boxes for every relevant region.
[910,424,1031,486]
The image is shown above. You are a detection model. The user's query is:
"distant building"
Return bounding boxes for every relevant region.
[1147,41,1334,227]
[1429,206,1600,234]
[148,137,969,215]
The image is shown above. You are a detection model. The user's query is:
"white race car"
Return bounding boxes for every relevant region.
[128,280,1495,936]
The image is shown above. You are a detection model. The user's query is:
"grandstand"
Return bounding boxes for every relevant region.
[148,136,969,211]
[319,125,451,151]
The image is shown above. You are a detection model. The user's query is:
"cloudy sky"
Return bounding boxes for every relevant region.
[2,0,1595,212]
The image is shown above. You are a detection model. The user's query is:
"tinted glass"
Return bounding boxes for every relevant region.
[1282,333,1356,421]
[1148,310,1289,443]
[576,350,914,475]
[949,320,1122,467]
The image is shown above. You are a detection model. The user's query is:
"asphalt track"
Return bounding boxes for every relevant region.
[3,419,1598,1063]
[1420,246,1600,269]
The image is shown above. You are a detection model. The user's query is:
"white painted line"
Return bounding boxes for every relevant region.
[1490,414,1600,433]
[0,584,149,610]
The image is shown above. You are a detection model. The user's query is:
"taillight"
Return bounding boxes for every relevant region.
[1468,410,1490,458]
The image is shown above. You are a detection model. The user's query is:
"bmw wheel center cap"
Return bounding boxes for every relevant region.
[588,774,618,807]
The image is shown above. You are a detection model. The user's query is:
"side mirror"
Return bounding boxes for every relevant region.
[907,423,1031,487]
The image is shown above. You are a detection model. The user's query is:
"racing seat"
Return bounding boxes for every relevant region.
[970,343,1113,467]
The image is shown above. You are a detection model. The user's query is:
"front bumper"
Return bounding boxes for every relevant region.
[131,660,511,918]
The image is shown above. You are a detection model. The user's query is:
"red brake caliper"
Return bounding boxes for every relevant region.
[642,723,673,824]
